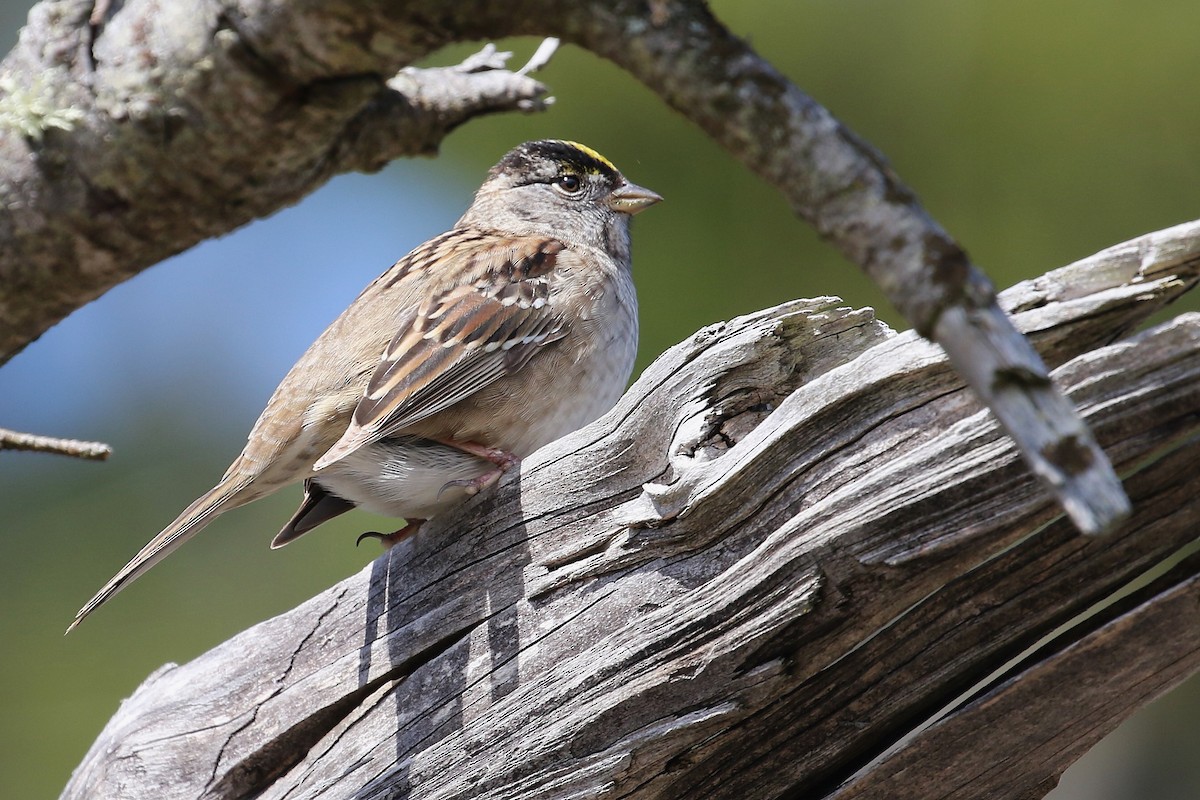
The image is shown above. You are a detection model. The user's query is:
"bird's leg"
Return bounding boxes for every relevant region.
[356,519,425,549]
[435,439,520,470]
[434,438,520,496]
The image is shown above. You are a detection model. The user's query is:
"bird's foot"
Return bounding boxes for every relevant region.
[356,519,425,549]
[433,438,520,471]
[433,438,520,497]
[439,466,508,498]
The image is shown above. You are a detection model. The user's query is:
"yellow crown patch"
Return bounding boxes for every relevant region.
[558,140,617,174]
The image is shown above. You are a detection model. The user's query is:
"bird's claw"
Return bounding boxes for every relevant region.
[356,519,425,549]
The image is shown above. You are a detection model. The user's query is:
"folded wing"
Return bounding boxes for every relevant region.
[314,238,566,470]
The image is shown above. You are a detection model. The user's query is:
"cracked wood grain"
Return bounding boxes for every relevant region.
[534,0,1130,534]
[63,223,1200,799]
[829,545,1200,800]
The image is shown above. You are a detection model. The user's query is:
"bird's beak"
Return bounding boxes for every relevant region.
[607,181,663,215]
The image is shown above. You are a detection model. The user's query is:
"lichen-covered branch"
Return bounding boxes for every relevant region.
[62,223,1200,800]
[0,0,552,361]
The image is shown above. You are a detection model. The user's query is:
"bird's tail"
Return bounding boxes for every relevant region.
[67,480,251,633]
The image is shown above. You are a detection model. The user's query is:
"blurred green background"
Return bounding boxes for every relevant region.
[2,1,1199,796]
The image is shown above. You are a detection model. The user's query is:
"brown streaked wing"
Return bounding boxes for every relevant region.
[312,238,567,470]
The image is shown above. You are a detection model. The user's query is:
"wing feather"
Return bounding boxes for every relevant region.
[313,238,567,470]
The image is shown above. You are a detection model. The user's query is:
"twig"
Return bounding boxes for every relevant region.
[0,426,111,460]
[518,38,561,76]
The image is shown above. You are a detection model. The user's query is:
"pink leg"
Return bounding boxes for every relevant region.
[433,439,520,470]
[433,439,521,496]
[356,519,425,549]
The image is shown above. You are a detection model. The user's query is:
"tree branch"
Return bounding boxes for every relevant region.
[0,0,552,361]
[62,222,1200,800]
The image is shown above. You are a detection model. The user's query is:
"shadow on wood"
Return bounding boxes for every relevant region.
[64,221,1200,800]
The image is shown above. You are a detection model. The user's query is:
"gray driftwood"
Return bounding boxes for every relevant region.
[63,220,1200,799]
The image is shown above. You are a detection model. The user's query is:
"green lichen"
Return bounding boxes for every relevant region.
[0,72,86,141]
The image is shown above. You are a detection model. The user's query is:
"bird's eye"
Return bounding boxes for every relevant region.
[555,174,582,194]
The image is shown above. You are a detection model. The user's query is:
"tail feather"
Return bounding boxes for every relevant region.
[67,481,249,633]
[271,480,355,549]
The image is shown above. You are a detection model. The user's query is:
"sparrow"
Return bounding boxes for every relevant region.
[69,140,660,631]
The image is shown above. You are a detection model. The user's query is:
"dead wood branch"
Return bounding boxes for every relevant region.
[63,221,1200,800]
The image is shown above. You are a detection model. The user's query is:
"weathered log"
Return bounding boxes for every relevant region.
[63,220,1200,799]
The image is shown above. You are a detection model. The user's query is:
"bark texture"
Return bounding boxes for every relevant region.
[63,221,1200,800]
[0,0,552,360]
